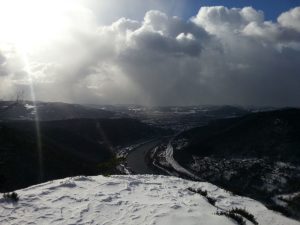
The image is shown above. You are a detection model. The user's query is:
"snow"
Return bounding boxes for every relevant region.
[24,103,37,116]
[273,191,300,208]
[165,144,200,180]
[1,175,299,225]
[24,104,35,110]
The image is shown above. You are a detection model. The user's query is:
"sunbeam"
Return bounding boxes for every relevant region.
[20,48,44,182]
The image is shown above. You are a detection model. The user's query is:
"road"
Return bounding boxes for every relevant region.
[165,143,201,180]
[126,139,161,174]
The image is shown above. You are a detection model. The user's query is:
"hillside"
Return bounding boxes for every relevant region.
[177,108,300,161]
[0,101,114,121]
[0,118,167,192]
[171,108,300,218]
[1,175,299,225]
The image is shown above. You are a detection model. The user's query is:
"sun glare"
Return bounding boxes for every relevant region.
[0,0,71,52]
[0,0,72,181]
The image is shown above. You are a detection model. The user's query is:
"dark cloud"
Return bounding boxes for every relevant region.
[0,5,300,106]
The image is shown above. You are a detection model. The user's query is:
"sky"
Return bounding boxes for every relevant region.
[181,0,299,21]
[0,0,300,106]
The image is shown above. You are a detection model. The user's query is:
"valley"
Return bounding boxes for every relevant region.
[1,100,300,222]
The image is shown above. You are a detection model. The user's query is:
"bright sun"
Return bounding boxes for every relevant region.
[0,0,71,52]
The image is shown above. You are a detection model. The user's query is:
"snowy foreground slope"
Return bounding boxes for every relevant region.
[1,175,299,225]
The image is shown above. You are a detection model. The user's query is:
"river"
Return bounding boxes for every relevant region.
[126,139,161,174]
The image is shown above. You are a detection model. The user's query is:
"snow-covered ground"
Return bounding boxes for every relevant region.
[1,175,299,225]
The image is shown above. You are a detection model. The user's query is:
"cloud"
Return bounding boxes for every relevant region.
[192,6,264,33]
[0,52,8,76]
[0,3,300,106]
[278,7,300,32]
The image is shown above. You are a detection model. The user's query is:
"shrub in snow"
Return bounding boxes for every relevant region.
[217,211,246,225]
[187,187,216,206]
[3,192,19,202]
[206,196,216,206]
[230,208,258,225]
[187,187,207,197]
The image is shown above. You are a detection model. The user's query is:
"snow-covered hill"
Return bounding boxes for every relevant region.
[0,175,299,225]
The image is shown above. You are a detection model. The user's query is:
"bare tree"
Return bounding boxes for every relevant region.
[0,90,24,115]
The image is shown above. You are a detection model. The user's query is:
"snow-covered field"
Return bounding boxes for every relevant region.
[1,175,299,225]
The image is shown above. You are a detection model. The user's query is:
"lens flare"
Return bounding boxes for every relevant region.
[20,49,44,182]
